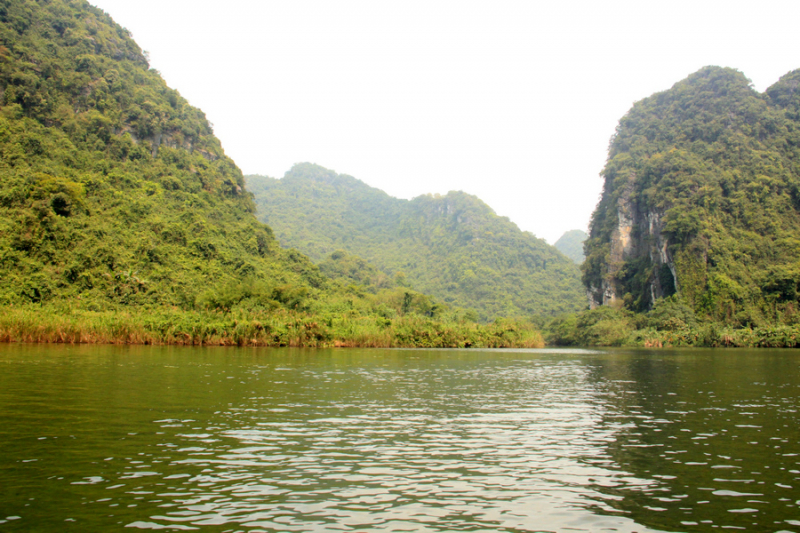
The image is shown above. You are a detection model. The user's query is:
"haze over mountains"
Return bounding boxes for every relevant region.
[554,230,587,264]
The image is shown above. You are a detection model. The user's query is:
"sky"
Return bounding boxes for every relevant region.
[89,0,799,244]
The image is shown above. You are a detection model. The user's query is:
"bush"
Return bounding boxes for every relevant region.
[546,306,635,346]
[646,296,698,331]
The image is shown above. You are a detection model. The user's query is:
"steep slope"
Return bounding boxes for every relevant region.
[554,229,587,264]
[247,164,586,320]
[0,0,332,311]
[583,66,800,326]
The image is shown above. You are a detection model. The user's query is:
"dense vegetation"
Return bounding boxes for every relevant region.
[0,0,544,348]
[247,164,586,321]
[0,0,317,312]
[544,66,800,347]
[553,229,587,264]
[546,297,800,348]
[583,66,800,327]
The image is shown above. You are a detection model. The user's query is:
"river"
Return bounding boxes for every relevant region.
[0,344,798,532]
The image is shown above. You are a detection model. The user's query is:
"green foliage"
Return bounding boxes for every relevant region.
[646,296,698,331]
[0,0,278,311]
[584,66,800,326]
[546,306,636,346]
[246,164,586,321]
[547,296,800,348]
[318,250,394,293]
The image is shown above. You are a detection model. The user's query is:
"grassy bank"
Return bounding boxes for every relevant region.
[0,305,544,349]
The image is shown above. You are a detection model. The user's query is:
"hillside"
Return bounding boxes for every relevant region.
[0,0,548,349]
[0,0,332,312]
[247,164,586,320]
[554,229,587,264]
[583,66,800,327]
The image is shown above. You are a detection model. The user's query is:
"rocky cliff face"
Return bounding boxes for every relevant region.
[583,66,800,324]
[589,180,677,308]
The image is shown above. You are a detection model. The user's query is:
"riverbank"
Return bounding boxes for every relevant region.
[545,305,800,348]
[0,305,544,349]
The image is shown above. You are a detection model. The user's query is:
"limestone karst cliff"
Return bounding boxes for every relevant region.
[583,66,800,326]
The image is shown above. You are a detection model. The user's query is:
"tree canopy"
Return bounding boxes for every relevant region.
[0,0,332,312]
[0,0,555,349]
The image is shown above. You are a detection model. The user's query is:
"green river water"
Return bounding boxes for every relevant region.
[0,344,798,532]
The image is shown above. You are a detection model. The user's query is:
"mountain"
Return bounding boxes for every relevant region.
[554,229,587,264]
[583,66,800,327]
[247,164,587,321]
[0,0,335,312]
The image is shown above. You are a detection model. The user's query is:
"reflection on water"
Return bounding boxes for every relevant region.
[0,344,798,532]
[589,352,800,532]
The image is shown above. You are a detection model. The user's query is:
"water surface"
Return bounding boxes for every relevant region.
[0,344,798,532]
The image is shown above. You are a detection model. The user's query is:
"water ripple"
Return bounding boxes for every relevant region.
[2,345,799,532]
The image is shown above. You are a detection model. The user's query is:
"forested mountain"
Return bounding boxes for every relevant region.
[247,164,586,320]
[583,66,800,327]
[554,229,587,264]
[0,0,330,312]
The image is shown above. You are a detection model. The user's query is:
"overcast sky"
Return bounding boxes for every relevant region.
[90,0,799,244]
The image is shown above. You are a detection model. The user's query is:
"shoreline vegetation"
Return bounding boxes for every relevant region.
[2,302,799,349]
[545,303,800,349]
[0,305,545,349]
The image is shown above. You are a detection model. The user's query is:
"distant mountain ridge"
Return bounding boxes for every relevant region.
[247,164,586,320]
[554,230,587,264]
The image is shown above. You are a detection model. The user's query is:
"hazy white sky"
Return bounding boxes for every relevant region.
[90,0,799,243]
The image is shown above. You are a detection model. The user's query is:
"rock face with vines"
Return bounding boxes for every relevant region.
[584,66,800,328]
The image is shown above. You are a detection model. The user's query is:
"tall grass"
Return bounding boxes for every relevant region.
[0,305,545,349]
